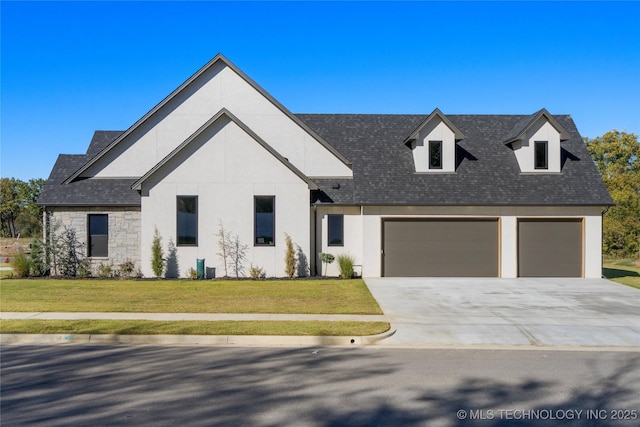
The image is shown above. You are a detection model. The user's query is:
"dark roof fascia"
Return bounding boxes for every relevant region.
[354,202,614,207]
[43,203,141,208]
[64,54,350,184]
[503,108,571,145]
[131,108,319,191]
[403,108,465,146]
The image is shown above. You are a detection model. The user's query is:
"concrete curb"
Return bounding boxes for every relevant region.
[0,328,397,347]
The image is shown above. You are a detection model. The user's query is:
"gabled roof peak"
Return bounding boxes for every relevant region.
[131,108,318,192]
[403,108,465,146]
[503,108,570,145]
[63,53,350,184]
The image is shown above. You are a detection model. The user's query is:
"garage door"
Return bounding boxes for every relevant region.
[518,219,583,277]
[382,219,499,277]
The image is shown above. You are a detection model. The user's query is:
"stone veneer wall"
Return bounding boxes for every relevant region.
[47,207,141,272]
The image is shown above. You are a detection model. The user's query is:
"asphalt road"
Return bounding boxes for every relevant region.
[2,346,639,426]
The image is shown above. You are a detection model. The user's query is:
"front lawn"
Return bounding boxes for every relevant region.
[0,278,383,314]
[0,320,389,336]
[603,262,640,290]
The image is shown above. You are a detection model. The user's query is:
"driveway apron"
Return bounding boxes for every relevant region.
[364,278,640,347]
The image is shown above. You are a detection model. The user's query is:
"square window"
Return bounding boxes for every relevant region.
[255,196,275,246]
[535,141,548,169]
[177,196,198,246]
[429,140,443,169]
[328,214,344,246]
[88,214,108,257]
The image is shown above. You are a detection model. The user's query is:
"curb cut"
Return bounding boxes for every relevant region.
[0,328,397,347]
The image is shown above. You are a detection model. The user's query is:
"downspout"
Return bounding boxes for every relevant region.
[42,207,47,241]
[313,204,318,276]
[601,205,609,278]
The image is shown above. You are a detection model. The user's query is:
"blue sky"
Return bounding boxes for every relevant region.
[2,1,639,181]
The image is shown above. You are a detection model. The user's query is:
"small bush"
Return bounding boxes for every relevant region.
[10,254,32,278]
[187,267,199,280]
[119,260,136,278]
[336,254,355,279]
[249,264,266,279]
[96,262,114,278]
[77,259,92,278]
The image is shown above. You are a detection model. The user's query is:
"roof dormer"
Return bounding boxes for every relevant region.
[504,109,570,173]
[404,108,464,173]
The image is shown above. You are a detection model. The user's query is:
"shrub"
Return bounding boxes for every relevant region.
[119,260,136,278]
[187,267,199,280]
[151,227,164,278]
[29,238,48,276]
[336,254,355,279]
[57,226,85,277]
[319,252,335,276]
[10,254,32,277]
[77,259,92,278]
[284,233,296,278]
[249,264,266,279]
[96,262,114,278]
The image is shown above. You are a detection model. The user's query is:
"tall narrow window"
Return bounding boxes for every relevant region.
[177,196,198,245]
[429,140,443,169]
[534,141,548,169]
[328,214,344,246]
[88,214,108,257]
[255,196,275,246]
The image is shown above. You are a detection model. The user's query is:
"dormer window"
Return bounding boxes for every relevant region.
[429,141,443,169]
[404,109,465,173]
[503,109,569,174]
[534,141,548,169]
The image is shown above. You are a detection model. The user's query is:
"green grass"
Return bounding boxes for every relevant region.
[0,320,390,336]
[0,278,383,314]
[603,262,640,290]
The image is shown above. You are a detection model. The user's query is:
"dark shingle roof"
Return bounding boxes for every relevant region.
[39,132,140,206]
[298,113,613,206]
[86,131,124,157]
[40,114,612,207]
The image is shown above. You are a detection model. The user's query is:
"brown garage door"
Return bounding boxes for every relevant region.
[382,219,499,277]
[518,219,583,277]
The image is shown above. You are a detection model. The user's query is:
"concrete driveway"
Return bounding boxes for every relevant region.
[364,278,640,348]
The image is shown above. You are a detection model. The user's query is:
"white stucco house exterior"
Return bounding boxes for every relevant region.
[39,54,613,278]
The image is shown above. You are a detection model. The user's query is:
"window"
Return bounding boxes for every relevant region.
[88,214,108,257]
[429,140,443,169]
[534,141,548,169]
[328,214,344,246]
[177,196,198,245]
[255,196,275,246]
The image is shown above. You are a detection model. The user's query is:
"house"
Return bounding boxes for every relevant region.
[39,54,613,278]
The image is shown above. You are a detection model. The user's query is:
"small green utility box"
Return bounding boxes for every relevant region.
[196,259,205,280]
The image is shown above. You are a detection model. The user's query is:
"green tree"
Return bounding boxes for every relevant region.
[151,227,165,277]
[319,252,335,276]
[0,177,45,237]
[16,178,45,237]
[0,178,20,237]
[586,130,640,257]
